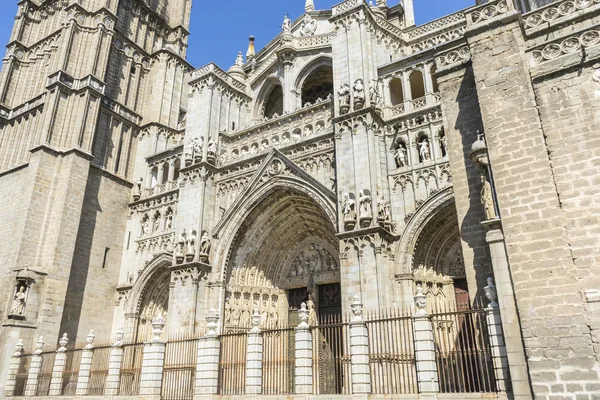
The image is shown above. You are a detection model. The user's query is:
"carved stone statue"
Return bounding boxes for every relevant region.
[282,14,292,32]
[480,174,496,220]
[186,230,197,261]
[342,193,356,226]
[353,79,365,109]
[207,137,217,161]
[141,216,149,236]
[10,285,26,315]
[307,296,318,326]
[369,82,382,106]
[338,84,351,114]
[200,231,211,256]
[439,134,448,156]
[165,212,173,230]
[419,138,431,162]
[359,190,372,217]
[414,284,428,316]
[132,178,143,201]
[377,194,390,222]
[395,144,408,167]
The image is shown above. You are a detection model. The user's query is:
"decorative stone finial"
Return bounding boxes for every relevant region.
[206,308,220,337]
[246,35,256,60]
[113,327,124,347]
[351,295,363,321]
[35,336,45,355]
[484,277,499,309]
[14,339,24,356]
[58,333,69,352]
[298,302,309,328]
[305,0,315,12]
[235,51,244,67]
[251,308,261,333]
[414,284,428,316]
[151,313,166,343]
[85,329,95,350]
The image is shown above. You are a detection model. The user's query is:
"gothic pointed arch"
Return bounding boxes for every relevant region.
[255,76,284,118]
[294,56,334,107]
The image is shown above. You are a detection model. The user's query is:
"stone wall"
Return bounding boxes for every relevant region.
[59,166,131,345]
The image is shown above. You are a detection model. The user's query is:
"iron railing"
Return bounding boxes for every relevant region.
[162,337,199,400]
[262,326,295,395]
[218,331,247,395]
[366,308,418,394]
[35,352,56,396]
[431,306,497,393]
[13,354,32,396]
[60,349,83,395]
[118,343,144,396]
[88,346,111,395]
[311,315,352,395]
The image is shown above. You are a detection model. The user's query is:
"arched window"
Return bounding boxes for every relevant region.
[263,85,283,119]
[409,70,425,100]
[301,65,334,107]
[430,64,439,93]
[389,78,404,106]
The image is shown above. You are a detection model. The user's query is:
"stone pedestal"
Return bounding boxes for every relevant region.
[413,315,440,393]
[295,303,313,395]
[4,340,24,397]
[24,353,42,396]
[486,303,511,392]
[75,348,93,395]
[349,297,371,394]
[139,341,166,397]
[48,334,69,396]
[194,336,220,395]
[105,345,124,396]
[246,315,263,394]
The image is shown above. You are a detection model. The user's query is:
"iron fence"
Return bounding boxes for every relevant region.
[60,349,83,395]
[88,345,111,395]
[161,337,199,400]
[13,354,32,396]
[311,314,352,395]
[35,352,56,396]
[431,307,496,393]
[366,308,418,394]
[262,326,295,395]
[118,343,144,396]
[218,331,247,395]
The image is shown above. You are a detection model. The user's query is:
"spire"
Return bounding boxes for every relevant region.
[246,35,256,60]
[305,0,315,12]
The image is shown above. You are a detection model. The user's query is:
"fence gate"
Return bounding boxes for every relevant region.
[161,338,198,400]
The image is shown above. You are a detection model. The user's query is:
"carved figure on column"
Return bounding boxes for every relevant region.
[359,190,373,227]
[307,295,318,326]
[175,230,186,264]
[369,81,382,107]
[141,214,149,236]
[480,173,497,220]
[418,137,431,162]
[186,230,197,261]
[342,192,356,230]
[10,284,27,316]
[353,79,365,110]
[338,83,351,114]
[132,178,143,201]
[439,131,448,157]
[199,231,211,263]
[282,14,292,32]
[207,137,217,164]
[395,143,408,167]
[414,284,428,316]
[377,194,391,226]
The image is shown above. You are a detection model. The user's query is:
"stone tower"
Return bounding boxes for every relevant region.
[0,0,192,391]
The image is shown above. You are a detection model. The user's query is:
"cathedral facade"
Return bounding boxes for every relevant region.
[0,0,599,399]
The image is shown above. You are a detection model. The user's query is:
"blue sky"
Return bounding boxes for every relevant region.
[0,0,473,71]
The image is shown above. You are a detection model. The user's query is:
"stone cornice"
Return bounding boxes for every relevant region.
[189,63,249,97]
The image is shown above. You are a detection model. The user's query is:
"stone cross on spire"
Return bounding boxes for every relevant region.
[305,0,315,12]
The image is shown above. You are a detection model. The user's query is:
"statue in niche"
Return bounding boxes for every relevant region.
[194,138,204,163]
[270,297,279,329]
[224,298,232,326]
[152,213,161,233]
[480,173,497,220]
[175,230,186,263]
[369,82,382,106]
[186,230,197,261]
[439,133,448,157]
[342,193,356,220]
[353,79,365,109]
[207,138,217,162]
[260,297,269,328]
[338,84,351,114]
[395,144,408,167]
[132,178,143,201]
[200,231,211,255]
[240,297,251,327]
[165,211,173,230]
[282,14,292,32]
[10,284,27,315]
[418,138,431,162]
[377,194,390,221]
[185,138,201,165]
[359,190,372,217]
[141,215,149,236]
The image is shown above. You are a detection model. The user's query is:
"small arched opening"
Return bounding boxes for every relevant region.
[430,64,439,93]
[301,65,334,106]
[409,70,425,100]
[389,78,405,105]
[263,85,284,119]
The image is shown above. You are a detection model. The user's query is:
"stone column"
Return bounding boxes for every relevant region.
[48,333,69,396]
[75,330,95,395]
[246,309,263,394]
[4,339,24,397]
[105,328,125,396]
[194,309,221,395]
[24,336,45,396]
[295,302,313,395]
[484,278,511,393]
[349,296,371,394]
[139,314,167,398]
[412,286,439,394]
